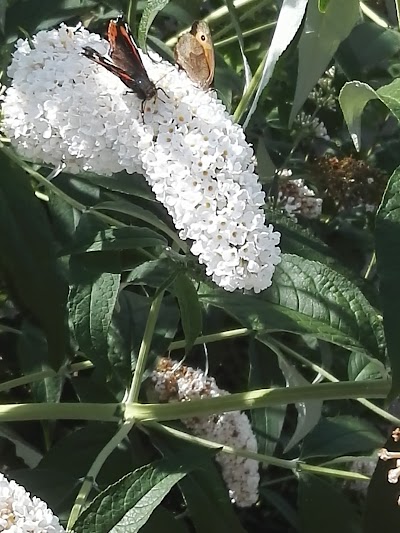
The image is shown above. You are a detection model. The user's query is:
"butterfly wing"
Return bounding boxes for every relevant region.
[82,46,146,95]
[107,18,156,99]
[192,21,215,89]
[82,45,148,98]
[174,20,214,90]
[174,34,211,90]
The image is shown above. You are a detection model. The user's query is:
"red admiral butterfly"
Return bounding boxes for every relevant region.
[82,17,158,113]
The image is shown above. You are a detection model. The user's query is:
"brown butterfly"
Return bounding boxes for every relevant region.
[174,20,215,90]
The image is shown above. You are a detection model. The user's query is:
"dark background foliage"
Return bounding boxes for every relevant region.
[0,0,400,531]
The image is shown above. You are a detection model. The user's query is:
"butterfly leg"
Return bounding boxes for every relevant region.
[140,99,146,121]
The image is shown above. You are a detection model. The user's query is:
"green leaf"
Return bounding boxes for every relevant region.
[0,425,42,468]
[256,142,276,186]
[68,260,121,368]
[39,423,148,490]
[5,0,96,39]
[260,487,298,529]
[47,188,81,249]
[138,0,171,51]
[110,291,179,377]
[339,78,400,151]
[200,255,385,360]
[0,0,6,34]
[243,0,308,128]
[149,425,246,533]
[179,466,246,533]
[71,374,119,403]
[339,82,380,151]
[85,172,155,200]
[277,354,322,453]
[140,506,189,533]
[126,258,181,287]
[267,255,384,359]
[225,0,252,90]
[66,226,166,254]
[8,468,79,514]
[301,416,384,459]
[106,290,143,382]
[173,274,202,354]
[249,340,286,457]
[318,0,331,12]
[298,474,362,533]
[267,211,356,281]
[347,352,388,382]
[375,165,400,397]
[0,149,67,369]
[94,200,180,246]
[290,0,360,122]
[73,456,196,533]
[336,23,400,79]
[17,322,63,404]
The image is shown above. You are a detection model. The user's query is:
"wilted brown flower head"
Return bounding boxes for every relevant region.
[310,156,387,212]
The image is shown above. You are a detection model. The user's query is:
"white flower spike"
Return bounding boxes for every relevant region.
[153,358,260,507]
[0,473,65,531]
[1,24,281,292]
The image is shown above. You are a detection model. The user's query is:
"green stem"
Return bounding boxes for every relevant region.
[146,421,298,469]
[396,0,400,30]
[128,380,390,422]
[67,290,165,528]
[146,422,369,481]
[169,327,250,351]
[298,462,369,481]
[271,338,399,426]
[128,290,165,403]
[66,421,132,530]
[0,360,93,394]
[360,1,389,28]
[261,474,295,487]
[0,402,122,422]
[165,0,259,47]
[0,371,57,393]
[233,55,267,123]
[215,21,276,48]
[212,0,273,42]
[127,0,138,33]
[364,251,376,281]
[0,380,390,424]
[10,334,295,399]
[0,324,21,335]
[71,360,95,372]
[4,330,248,398]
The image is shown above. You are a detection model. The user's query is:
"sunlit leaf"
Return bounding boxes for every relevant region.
[243,0,308,128]
[290,0,359,123]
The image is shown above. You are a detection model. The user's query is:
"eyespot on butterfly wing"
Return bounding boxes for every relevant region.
[174,20,215,90]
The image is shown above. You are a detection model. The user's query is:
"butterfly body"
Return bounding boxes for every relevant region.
[174,20,214,90]
[82,17,157,105]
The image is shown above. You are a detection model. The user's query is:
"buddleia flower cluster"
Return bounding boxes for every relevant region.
[152,357,260,507]
[294,111,330,141]
[1,24,281,293]
[310,155,387,213]
[277,175,323,220]
[309,65,337,111]
[0,473,65,531]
